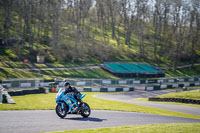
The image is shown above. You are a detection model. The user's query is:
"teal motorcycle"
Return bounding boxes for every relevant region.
[55,88,91,118]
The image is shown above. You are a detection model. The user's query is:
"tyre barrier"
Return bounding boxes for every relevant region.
[145,82,200,91]
[148,97,200,104]
[8,88,46,96]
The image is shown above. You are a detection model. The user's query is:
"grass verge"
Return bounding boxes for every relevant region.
[50,123,200,133]
[155,89,200,100]
[0,92,200,120]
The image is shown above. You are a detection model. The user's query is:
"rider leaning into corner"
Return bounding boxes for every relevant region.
[55,81,91,118]
[63,82,82,106]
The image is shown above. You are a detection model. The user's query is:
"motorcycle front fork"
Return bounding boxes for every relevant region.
[61,103,65,110]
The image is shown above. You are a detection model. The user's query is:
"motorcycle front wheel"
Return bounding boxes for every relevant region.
[81,102,91,118]
[55,103,67,118]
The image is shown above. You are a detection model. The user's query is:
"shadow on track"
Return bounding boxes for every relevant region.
[65,117,107,122]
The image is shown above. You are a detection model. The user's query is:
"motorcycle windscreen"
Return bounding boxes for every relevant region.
[56,88,65,98]
[80,94,86,99]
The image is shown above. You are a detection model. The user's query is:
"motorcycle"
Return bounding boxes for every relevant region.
[55,88,91,118]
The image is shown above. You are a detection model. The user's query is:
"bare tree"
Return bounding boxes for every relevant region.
[189,0,200,67]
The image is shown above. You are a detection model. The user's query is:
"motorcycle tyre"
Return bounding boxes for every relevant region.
[81,102,91,118]
[55,103,67,118]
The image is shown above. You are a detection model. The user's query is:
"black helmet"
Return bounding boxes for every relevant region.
[64,82,70,87]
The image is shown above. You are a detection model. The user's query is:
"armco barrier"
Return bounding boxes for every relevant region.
[2,78,43,89]
[76,82,86,86]
[100,88,108,92]
[83,88,92,92]
[178,84,184,88]
[195,82,200,86]
[108,87,117,92]
[160,84,167,89]
[157,79,164,83]
[145,86,154,91]
[190,83,195,87]
[140,80,146,84]
[145,82,200,91]
[178,79,185,82]
[3,77,200,89]
[146,79,157,84]
[154,85,160,90]
[116,88,123,92]
[49,87,135,92]
[189,78,194,82]
[167,85,173,89]
[172,84,179,88]
[118,80,127,84]
[133,80,140,84]
[168,79,175,83]
[129,87,135,91]
[38,76,200,88]
[102,80,111,84]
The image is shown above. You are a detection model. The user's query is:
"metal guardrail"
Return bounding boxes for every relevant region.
[1,78,43,89]
[53,76,200,87]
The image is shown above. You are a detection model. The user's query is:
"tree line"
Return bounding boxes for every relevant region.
[0,0,200,68]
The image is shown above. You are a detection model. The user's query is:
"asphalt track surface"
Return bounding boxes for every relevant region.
[95,88,200,116]
[0,110,200,133]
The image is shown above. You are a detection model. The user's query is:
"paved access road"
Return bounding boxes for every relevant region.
[95,89,200,116]
[0,110,200,133]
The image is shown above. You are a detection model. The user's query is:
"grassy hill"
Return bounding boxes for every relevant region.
[1,17,199,68]
[1,9,200,80]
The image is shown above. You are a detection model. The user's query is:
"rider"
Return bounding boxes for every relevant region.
[64,82,81,105]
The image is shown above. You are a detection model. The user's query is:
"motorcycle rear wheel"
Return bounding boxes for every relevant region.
[55,103,67,118]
